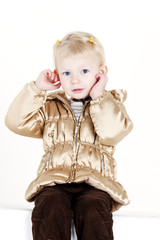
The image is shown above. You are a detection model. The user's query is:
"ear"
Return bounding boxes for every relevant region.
[99,65,108,74]
[54,69,60,81]
[54,69,60,77]
[54,69,58,75]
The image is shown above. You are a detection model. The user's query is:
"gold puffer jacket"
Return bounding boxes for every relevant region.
[5,81,133,212]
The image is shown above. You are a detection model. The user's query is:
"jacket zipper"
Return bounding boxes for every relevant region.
[55,94,89,156]
[73,101,89,155]
[54,95,90,180]
[74,121,79,153]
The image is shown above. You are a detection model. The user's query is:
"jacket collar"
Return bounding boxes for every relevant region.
[46,90,91,107]
[47,90,70,105]
[46,88,127,105]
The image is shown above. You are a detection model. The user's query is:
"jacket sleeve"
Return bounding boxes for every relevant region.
[5,81,47,138]
[89,89,133,145]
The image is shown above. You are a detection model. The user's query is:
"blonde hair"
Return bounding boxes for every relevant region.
[53,31,105,67]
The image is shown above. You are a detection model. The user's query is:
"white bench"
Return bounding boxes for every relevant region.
[0,208,160,240]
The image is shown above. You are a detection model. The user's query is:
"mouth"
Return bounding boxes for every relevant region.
[72,88,84,93]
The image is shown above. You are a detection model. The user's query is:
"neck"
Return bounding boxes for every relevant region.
[72,96,91,103]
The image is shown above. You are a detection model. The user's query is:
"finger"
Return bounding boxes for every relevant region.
[53,82,61,89]
[49,82,61,90]
[45,81,60,91]
[95,74,101,81]
[44,69,52,78]
[50,72,56,81]
[48,74,59,84]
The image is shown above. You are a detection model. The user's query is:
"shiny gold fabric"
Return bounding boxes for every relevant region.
[5,81,133,212]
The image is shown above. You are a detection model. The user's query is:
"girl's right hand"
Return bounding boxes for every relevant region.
[35,69,61,91]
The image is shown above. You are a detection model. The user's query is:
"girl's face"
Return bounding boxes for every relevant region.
[56,49,102,99]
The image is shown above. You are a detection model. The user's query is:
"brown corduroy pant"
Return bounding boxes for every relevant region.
[31,182,114,240]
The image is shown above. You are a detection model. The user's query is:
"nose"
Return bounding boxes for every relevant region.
[71,74,80,84]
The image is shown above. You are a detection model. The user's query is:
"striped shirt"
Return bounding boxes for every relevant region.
[70,96,91,121]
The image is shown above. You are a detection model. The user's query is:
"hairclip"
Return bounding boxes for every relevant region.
[56,40,61,44]
[89,36,94,43]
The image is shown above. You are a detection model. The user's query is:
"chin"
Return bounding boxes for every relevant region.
[65,89,89,99]
[72,93,89,99]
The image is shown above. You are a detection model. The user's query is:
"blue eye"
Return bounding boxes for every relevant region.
[63,71,70,76]
[82,69,88,74]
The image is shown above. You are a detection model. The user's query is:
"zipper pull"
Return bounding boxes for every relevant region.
[75,124,79,134]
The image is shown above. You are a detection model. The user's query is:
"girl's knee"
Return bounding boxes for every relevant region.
[32,186,73,219]
[75,191,112,214]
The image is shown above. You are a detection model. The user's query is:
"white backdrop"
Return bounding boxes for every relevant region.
[0,0,160,216]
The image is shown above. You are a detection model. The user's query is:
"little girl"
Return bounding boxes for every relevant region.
[5,31,133,240]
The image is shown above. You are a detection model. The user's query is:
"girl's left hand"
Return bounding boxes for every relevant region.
[90,66,108,100]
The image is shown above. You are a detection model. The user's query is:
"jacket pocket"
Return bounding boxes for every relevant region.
[48,130,55,144]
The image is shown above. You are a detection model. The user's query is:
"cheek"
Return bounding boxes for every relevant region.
[90,74,97,85]
[61,81,66,89]
[85,77,97,90]
[59,78,69,91]
[59,76,65,84]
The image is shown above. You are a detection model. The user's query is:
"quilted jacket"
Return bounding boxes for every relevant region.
[5,81,133,212]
